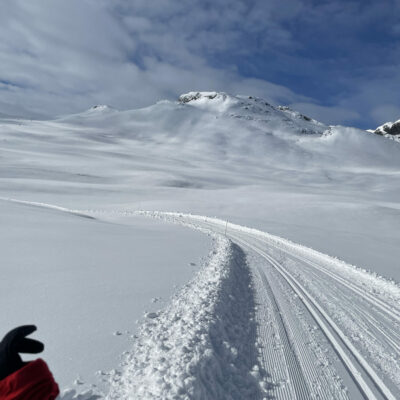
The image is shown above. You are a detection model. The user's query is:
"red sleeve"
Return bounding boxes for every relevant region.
[0,358,59,400]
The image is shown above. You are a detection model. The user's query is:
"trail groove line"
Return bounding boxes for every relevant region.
[293,261,400,355]
[229,233,396,400]
[256,265,310,400]
[258,238,400,322]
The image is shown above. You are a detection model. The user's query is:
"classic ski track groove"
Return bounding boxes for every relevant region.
[255,264,310,400]
[297,263,400,356]
[255,263,348,400]
[227,232,396,400]
[296,261,400,355]
[256,237,400,322]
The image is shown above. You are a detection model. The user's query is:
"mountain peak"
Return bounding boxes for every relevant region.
[178,91,327,135]
[374,119,400,137]
[178,91,227,103]
[178,91,235,113]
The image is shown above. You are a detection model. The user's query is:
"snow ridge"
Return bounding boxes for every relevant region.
[106,235,267,399]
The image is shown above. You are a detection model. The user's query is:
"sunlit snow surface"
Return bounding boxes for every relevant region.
[1,92,399,278]
[0,201,210,394]
[1,92,400,398]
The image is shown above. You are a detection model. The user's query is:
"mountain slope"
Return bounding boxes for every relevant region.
[0,91,399,282]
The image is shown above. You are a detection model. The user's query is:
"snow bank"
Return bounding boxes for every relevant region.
[106,235,267,399]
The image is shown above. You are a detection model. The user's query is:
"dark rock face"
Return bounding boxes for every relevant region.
[179,92,218,103]
[378,121,400,136]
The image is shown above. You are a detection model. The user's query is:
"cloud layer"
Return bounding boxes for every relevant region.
[1,0,399,128]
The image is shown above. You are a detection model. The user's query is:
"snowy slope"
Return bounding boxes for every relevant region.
[0,200,210,397]
[1,91,399,278]
[1,91,400,398]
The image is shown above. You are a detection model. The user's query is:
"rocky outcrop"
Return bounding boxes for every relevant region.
[375,120,400,136]
[179,92,220,103]
[373,119,400,142]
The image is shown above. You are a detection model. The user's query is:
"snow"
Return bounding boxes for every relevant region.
[0,200,210,395]
[1,90,400,398]
[139,212,400,399]
[107,236,267,399]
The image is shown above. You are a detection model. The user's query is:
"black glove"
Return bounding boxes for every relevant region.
[0,325,44,380]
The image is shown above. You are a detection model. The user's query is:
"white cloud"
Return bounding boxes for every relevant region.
[290,102,361,126]
[0,0,307,118]
[1,0,400,129]
[336,67,400,127]
[371,105,400,125]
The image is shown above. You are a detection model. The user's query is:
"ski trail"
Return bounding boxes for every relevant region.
[236,236,392,400]
[255,265,310,399]
[252,236,400,322]
[252,252,351,400]
[4,199,399,399]
[133,211,399,399]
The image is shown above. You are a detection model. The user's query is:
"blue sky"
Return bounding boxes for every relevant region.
[1,0,399,128]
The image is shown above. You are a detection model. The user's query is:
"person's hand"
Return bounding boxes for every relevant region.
[0,325,44,380]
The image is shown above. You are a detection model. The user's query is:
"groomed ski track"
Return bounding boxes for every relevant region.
[3,198,400,399]
[129,211,400,400]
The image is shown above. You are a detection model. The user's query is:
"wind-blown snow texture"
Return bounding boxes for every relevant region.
[1,91,400,398]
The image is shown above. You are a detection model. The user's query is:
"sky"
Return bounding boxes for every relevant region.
[1,0,400,128]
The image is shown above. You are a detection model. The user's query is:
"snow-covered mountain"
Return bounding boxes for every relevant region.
[178,91,329,135]
[1,90,399,263]
[372,118,400,142]
[50,91,400,170]
[1,90,399,251]
[1,91,400,398]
